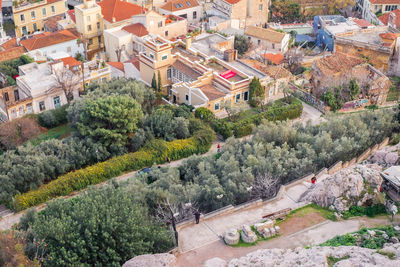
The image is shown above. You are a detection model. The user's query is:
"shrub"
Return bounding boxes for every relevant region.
[195,107,215,122]
[37,105,68,128]
[232,120,253,138]
[212,120,233,139]
[13,127,215,211]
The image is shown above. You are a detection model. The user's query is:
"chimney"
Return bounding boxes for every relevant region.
[186,36,192,51]
[112,17,116,23]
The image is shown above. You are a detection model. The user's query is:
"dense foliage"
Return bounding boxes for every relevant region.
[249,78,265,107]
[20,185,174,266]
[234,35,251,55]
[37,105,69,128]
[0,55,34,86]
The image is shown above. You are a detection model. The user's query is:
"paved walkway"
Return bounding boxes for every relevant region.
[177,216,400,267]
[177,174,329,253]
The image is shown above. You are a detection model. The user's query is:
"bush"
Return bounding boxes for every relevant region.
[212,120,233,139]
[37,105,69,128]
[232,120,253,138]
[13,127,215,211]
[195,107,215,122]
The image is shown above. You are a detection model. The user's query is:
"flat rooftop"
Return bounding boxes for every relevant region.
[206,61,246,82]
[172,60,202,80]
[172,46,203,62]
[337,28,394,49]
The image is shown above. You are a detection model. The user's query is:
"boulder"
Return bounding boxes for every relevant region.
[224,228,239,245]
[254,219,274,234]
[123,253,177,267]
[204,257,227,267]
[269,227,276,236]
[383,233,390,240]
[390,237,399,244]
[274,225,280,234]
[394,226,400,232]
[262,228,271,238]
[367,230,376,237]
[241,225,257,243]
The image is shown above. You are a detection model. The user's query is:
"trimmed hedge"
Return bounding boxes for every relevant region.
[13,127,214,211]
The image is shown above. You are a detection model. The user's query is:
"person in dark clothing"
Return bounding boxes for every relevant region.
[194,210,200,224]
[167,156,171,163]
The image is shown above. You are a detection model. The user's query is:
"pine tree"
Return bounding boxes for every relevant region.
[151,73,157,90]
[249,78,265,107]
[157,70,162,92]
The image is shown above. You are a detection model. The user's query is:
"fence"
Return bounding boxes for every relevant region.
[176,136,390,231]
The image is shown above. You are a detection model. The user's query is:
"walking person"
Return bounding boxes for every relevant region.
[217,144,221,153]
[194,210,200,224]
[167,156,171,163]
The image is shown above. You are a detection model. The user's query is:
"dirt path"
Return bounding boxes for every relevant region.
[177,215,400,267]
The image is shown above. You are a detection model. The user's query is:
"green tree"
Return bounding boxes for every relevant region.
[349,79,360,100]
[249,78,265,107]
[157,70,162,92]
[234,34,250,55]
[76,96,143,149]
[21,186,174,266]
[151,73,157,90]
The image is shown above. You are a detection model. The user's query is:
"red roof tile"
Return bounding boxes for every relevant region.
[262,53,284,65]
[353,18,372,28]
[370,0,400,4]
[44,14,64,32]
[0,38,19,50]
[98,0,144,23]
[107,61,125,72]
[122,23,149,37]
[59,56,81,67]
[128,57,140,70]
[160,0,200,11]
[379,9,400,28]
[20,29,79,51]
[68,9,76,23]
[0,47,27,63]
[222,0,242,4]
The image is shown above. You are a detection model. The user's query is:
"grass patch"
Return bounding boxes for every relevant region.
[387,76,400,101]
[230,229,280,247]
[28,124,71,146]
[327,255,350,267]
[276,203,336,225]
[377,249,395,259]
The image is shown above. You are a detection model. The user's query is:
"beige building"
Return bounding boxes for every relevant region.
[12,0,67,37]
[245,26,290,53]
[212,0,270,29]
[159,0,202,24]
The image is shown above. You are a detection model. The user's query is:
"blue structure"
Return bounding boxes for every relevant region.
[295,34,315,44]
[313,16,335,51]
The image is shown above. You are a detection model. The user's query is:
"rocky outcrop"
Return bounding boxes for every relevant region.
[300,164,383,212]
[367,143,399,167]
[122,253,177,267]
[206,244,400,266]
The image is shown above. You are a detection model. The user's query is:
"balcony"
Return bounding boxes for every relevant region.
[13,0,46,12]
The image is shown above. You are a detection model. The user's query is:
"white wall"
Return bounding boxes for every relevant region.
[28,39,85,60]
[159,6,203,24]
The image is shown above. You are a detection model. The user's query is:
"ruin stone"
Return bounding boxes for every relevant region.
[241,225,257,243]
[204,257,227,267]
[262,228,271,238]
[274,225,280,234]
[390,237,399,244]
[253,219,274,234]
[269,227,276,236]
[123,253,177,267]
[224,228,239,245]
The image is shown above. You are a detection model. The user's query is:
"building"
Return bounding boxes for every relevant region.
[107,58,140,79]
[334,26,398,73]
[98,0,145,29]
[269,22,313,35]
[12,0,67,37]
[357,0,397,24]
[211,0,270,29]
[159,0,202,24]
[245,26,290,53]
[0,38,27,63]
[378,8,400,29]
[20,29,84,61]
[0,85,33,121]
[381,165,400,201]
[310,52,390,105]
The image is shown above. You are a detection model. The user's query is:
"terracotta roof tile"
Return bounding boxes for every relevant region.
[59,56,81,67]
[67,10,76,23]
[370,0,400,4]
[161,0,200,11]
[222,0,242,4]
[1,38,19,50]
[0,47,27,63]
[379,9,400,28]
[353,18,372,28]
[44,14,65,32]
[107,61,125,72]
[98,0,144,23]
[20,29,79,51]
[200,84,226,101]
[313,53,363,76]
[245,26,286,43]
[262,53,284,65]
[128,57,140,70]
[122,23,149,37]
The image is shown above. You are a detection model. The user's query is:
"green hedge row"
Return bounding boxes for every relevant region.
[13,127,215,211]
[212,98,303,139]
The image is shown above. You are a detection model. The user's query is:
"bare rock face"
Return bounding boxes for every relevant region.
[225,244,400,267]
[241,225,257,243]
[300,164,382,212]
[122,253,177,267]
[224,228,239,245]
[367,144,400,167]
[204,257,227,267]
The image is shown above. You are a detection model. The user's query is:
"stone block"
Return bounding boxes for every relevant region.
[241,225,257,243]
[254,219,274,234]
[262,228,271,238]
[274,225,280,234]
[269,227,276,236]
[224,228,239,245]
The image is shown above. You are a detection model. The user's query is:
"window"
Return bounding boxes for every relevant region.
[33,23,37,31]
[258,39,261,45]
[193,11,197,19]
[162,54,168,60]
[87,25,92,31]
[235,93,241,103]
[181,13,187,19]
[39,101,46,111]
[272,43,275,49]
[165,30,168,36]
[122,44,126,51]
[88,38,93,45]
[67,46,71,52]
[53,96,61,108]
[14,90,19,102]
[20,14,25,21]
[87,16,91,22]
[185,94,189,101]
[259,4,263,10]
[31,11,35,19]
[42,8,46,16]
[149,53,154,59]
[98,36,102,44]
[97,22,100,29]
[19,106,24,115]
[214,102,220,110]
[26,104,32,113]
[167,68,171,79]
[158,21,163,28]
[244,91,249,101]
[4,92,9,102]
[187,1,191,6]
[51,5,55,13]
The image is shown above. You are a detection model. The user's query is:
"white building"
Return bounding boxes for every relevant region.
[244,26,290,53]
[20,29,84,61]
[357,0,389,24]
[159,0,202,24]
